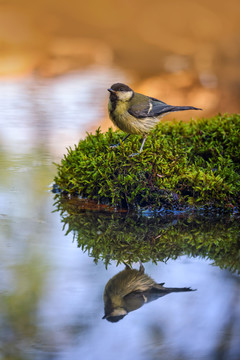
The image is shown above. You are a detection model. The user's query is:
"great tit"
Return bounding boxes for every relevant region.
[102,263,195,322]
[108,83,202,155]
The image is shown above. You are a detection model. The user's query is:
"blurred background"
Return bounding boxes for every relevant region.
[1,0,240,125]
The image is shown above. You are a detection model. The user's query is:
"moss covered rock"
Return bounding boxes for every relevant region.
[54,114,240,211]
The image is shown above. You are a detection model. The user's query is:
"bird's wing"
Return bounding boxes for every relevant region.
[123,292,146,311]
[128,94,171,119]
[128,94,201,119]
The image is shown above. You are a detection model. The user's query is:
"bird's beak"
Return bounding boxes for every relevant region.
[108,88,116,94]
[102,314,107,319]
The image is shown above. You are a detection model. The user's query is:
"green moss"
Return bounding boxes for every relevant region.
[54,197,240,273]
[54,114,240,210]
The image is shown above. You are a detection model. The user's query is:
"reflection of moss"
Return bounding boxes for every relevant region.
[55,198,240,273]
[54,114,240,210]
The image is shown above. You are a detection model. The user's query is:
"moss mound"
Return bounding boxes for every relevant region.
[54,114,240,211]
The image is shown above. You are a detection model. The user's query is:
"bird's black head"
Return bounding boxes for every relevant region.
[102,306,128,322]
[108,83,134,102]
[110,83,133,92]
[104,315,126,323]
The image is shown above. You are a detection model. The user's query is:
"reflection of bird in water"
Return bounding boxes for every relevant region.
[103,263,196,322]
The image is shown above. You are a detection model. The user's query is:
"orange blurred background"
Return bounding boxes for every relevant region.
[0,0,240,127]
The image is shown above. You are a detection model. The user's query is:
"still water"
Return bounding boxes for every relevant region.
[0,68,239,360]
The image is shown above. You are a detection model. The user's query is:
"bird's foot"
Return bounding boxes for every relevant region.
[129,152,140,157]
[109,143,120,149]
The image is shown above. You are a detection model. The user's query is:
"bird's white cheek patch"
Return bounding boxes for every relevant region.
[117,91,134,101]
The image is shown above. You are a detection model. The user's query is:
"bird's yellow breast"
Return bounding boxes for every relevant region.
[108,100,158,135]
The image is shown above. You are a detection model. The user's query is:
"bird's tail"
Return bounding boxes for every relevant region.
[166,105,202,113]
[154,285,196,293]
[143,285,196,302]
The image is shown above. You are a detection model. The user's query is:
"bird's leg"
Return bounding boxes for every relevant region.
[110,134,130,148]
[129,135,147,157]
[139,261,145,273]
[123,261,132,270]
[139,136,147,153]
[122,134,131,142]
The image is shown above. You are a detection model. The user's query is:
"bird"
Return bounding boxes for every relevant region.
[108,83,202,155]
[102,263,195,322]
